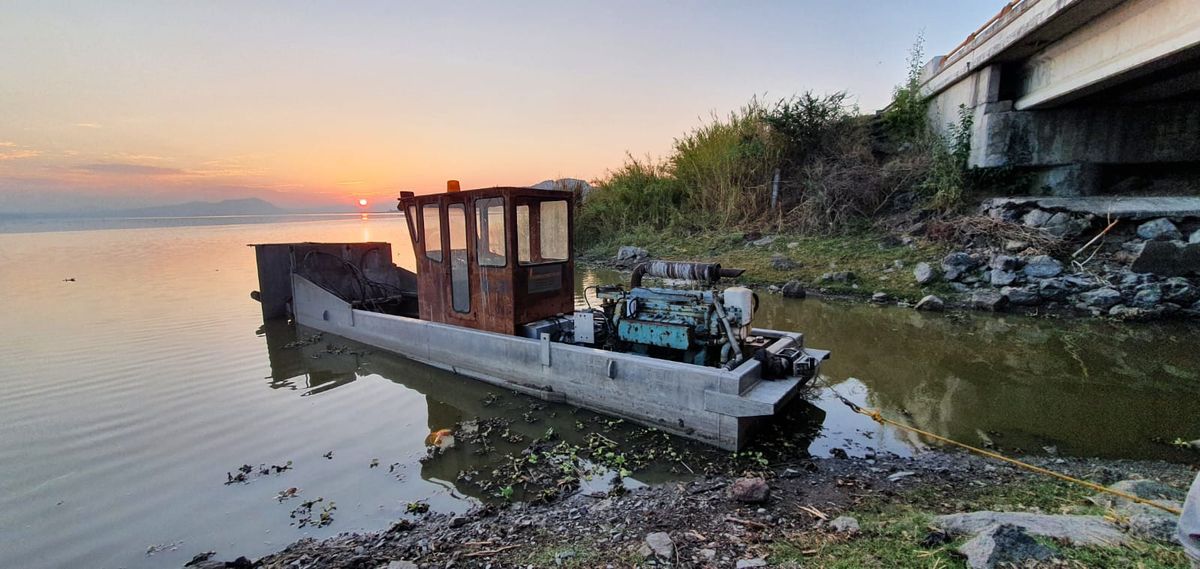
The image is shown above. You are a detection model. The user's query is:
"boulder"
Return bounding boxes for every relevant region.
[615,246,648,264]
[1136,218,1182,241]
[989,255,1019,271]
[1022,209,1053,228]
[1079,287,1122,310]
[1037,278,1069,300]
[1001,286,1041,306]
[1130,240,1200,276]
[989,269,1017,287]
[942,252,979,281]
[781,280,806,299]
[770,254,797,271]
[934,512,1130,546]
[1132,283,1163,308]
[1023,255,1063,279]
[915,295,945,312]
[1161,276,1198,304]
[728,477,770,503]
[956,524,1055,569]
[970,291,1008,312]
[643,532,674,560]
[829,516,861,535]
[913,262,936,285]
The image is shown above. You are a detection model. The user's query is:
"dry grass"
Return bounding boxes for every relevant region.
[925,215,1069,255]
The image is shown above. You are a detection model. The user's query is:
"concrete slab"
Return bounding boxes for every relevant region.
[983,196,1200,220]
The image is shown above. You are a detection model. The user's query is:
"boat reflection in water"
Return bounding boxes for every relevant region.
[256,320,827,501]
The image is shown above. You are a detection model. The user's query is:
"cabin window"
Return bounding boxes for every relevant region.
[423,204,442,262]
[447,203,470,313]
[406,204,418,245]
[539,200,569,262]
[516,204,531,264]
[475,198,506,267]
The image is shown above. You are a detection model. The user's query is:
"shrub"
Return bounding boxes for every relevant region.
[669,100,783,227]
[882,35,930,144]
[576,156,683,247]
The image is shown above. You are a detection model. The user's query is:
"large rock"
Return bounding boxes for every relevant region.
[615,246,648,263]
[1087,480,1185,544]
[1023,255,1063,279]
[970,291,1008,312]
[643,532,674,559]
[942,252,979,281]
[728,477,770,503]
[781,280,806,299]
[1130,240,1200,276]
[915,295,945,312]
[989,269,1017,287]
[913,262,936,285]
[1136,218,1182,241]
[1043,212,1090,239]
[1190,228,1200,244]
[1132,283,1163,308]
[1001,286,1041,306]
[1022,209,1053,228]
[989,255,1019,271]
[956,524,1055,569]
[1079,287,1122,310]
[1038,278,1070,300]
[1161,276,1199,304]
[934,512,1130,546]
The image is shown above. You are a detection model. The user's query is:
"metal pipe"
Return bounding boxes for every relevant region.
[631,261,744,288]
[712,296,743,367]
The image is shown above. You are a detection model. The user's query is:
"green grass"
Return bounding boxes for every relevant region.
[767,479,1189,568]
[579,228,953,301]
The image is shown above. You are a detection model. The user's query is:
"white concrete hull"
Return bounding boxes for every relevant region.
[291,275,826,450]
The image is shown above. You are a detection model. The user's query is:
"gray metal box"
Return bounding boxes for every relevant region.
[573,311,595,344]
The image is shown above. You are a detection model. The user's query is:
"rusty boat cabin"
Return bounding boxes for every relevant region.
[397,183,575,335]
[251,182,827,450]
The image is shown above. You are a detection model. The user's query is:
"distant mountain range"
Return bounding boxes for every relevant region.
[110,198,289,218]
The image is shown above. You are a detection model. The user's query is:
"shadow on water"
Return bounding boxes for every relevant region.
[257,320,829,502]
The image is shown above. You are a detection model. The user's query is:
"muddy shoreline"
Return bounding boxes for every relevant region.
[191,451,1196,568]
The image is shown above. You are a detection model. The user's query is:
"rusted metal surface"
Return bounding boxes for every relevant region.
[400,186,575,335]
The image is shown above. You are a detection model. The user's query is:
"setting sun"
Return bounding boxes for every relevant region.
[358,198,368,207]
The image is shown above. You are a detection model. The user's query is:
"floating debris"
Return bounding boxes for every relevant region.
[276,487,301,502]
[290,497,336,528]
[225,461,292,485]
[146,541,182,556]
[405,501,430,514]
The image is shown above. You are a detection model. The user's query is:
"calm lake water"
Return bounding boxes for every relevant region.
[1,215,1197,568]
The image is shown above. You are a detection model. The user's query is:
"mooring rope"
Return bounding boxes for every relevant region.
[818,378,1184,516]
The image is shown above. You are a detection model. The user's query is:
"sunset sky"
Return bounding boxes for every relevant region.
[0,1,1001,214]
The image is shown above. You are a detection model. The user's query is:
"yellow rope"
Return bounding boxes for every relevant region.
[822,383,1182,516]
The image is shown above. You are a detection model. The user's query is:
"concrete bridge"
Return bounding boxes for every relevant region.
[921,0,1200,196]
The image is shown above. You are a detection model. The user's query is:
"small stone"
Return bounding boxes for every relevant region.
[870,292,890,303]
[1136,218,1181,241]
[1161,276,1198,304]
[751,235,778,247]
[829,516,860,534]
[914,294,945,312]
[643,532,674,560]
[820,271,855,283]
[770,254,797,270]
[1190,229,1200,244]
[970,290,1008,312]
[913,262,936,285]
[787,241,799,249]
[1022,255,1063,279]
[1004,240,1029,252]
[735,559,767,569]
[956,524,1055,569]
[615,245,647,262]
[385,562,418,569]
[989,269,1017,287]
[728,477,770,503]
[942,252,979,282]
[698,548,717,561]
[1037,278,1069,300]
[989,255,1018,271]
[781,280,806,299]
[1022,209,1053,228]
[1078,287,1122,310]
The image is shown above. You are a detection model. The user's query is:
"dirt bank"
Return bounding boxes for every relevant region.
[192,452,1195,568]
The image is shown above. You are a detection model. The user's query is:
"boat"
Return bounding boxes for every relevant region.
[250,183,829,450]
